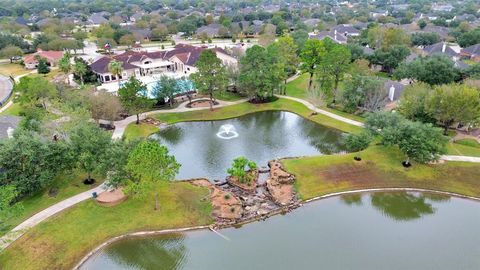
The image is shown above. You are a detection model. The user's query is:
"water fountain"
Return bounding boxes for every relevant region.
[216,124,239,140]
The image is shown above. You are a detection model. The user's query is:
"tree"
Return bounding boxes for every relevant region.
[425,84,480,134]
[190,49,228,109]
[0,185,23,232]
[318,41,351,104]
[125,140,180,210]
[58,53,71,84]
[103,139,140,189]
[151,25,169,41]
[397,83,435,123]
[227,156,257,184]
[343,131,373,152]
[291,29,309,53]
[367,27,411,50]
[258,23,276,46]
[88,91,122,124]
[300,39,325,92]
[0,129,72,197]
[151,75,179,107]
[119,34,135,47]
[118,76,153,124]
[73,60,87,86]
[368,45,410,73]
[341,75,387,113]
[36,57,50,74]
[394,55,461,85]
[457,28,480,48]
[69,122,111,183]
[108,60,123,86]
[382,120,447,164]
[0,45,23,63]
[272,36,299,94]
[418,19,427,29]
[14,75,56,109]
[238,45,281,101]
[411,32,440,46]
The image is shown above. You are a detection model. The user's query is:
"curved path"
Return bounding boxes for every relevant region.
[1,93,479,251]
[0,75,13,110]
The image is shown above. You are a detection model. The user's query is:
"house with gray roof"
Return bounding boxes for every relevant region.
[196,24,222,38]
[331,24,360,36]
[87,13,108,26]
[0,116,20,139]
[309,30,347,44]
[423,42,459,60]
[461,44,480,62]
[385,80,407,102]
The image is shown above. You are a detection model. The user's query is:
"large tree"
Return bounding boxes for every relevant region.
[425,83,480,134]
[0,185,23,232]
[69,122,112,183]
[73,60,87,86]
[270,36,299,94]
[394,55,460,85]
[368,45,410,73]
[397,82,435,123]
[341,75,387,113]
[299,39,325,92]
[238,45,281,101]
[58,53,71,85]
[125,140,180,210]
[0,45,23,63]
[14,75,56,110]
[118,76,154,124]
[88,91,123,125]
[152,75,180,107]
[190,49,228,109]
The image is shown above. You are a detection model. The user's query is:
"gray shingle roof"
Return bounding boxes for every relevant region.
[423,42,458,58]
[0,115,20,139]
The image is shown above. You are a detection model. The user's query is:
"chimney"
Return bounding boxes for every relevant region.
[334,29,337,41]
[442,42,446,53]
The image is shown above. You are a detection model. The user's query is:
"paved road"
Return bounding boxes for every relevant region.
[0,75,13,105]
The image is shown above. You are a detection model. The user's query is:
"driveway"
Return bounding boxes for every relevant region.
[0,75,13,105]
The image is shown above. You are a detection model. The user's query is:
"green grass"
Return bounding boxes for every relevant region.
[0,182,212,270]
[283,145,480,200]
[0,170,103,237]
[285,74,365,123]
[213,91,245,101]
[124,123,160,140]
[454,138,480,148]
[0,101,21,116]
[150,98,363,134]
[0,63,29,77]
[445,141,480,157]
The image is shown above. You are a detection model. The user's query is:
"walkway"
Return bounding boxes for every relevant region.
[0,184,105,250]
[112,98,248,139]
[278,95,364,127]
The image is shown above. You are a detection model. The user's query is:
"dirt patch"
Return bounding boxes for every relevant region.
[141,117,162,125]
[190,179,243,221]
[187,99,219,108]
[96,188,127,207]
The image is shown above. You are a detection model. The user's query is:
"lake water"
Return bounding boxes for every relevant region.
[79,192,480,270]
[150,111,345,180]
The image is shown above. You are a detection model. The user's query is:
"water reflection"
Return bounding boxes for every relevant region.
[340,194,363,206]
[370,192,441,221]
[151,111,345,180]
[103,234,186,270]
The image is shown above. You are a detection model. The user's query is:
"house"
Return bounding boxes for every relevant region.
[130,12,144,23]
[87,13,108,26]
[432,4,454,13]
[331,24,360,36]
[23,50,64,69]
[370,10,389,18]
[196,24,222,38]
[454,60,470,70]
[461,44,480,61]
[385,80,407,102]
[303,19,321,28]
[0,116,20,139]
[89,44,237,83]
[309,30,347,44]
[423,42,458,60]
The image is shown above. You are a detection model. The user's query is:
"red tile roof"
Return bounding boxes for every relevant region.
[23,51,64,64]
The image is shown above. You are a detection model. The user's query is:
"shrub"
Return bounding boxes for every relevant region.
[343,132,373,152]
[227,156,257,184]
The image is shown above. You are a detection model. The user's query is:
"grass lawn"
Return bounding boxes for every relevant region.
[213,91,245,101]
[150,97,363,134]
[285,73,365,123]
[0,181,212,270]
[445,141,480,157]
[284,145,480,200]
[0,100,21,116]
[124,122,160,140]
[0,170,103,237]
[0,63,29,77]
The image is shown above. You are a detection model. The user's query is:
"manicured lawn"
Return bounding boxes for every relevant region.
[0,182,212,270]
[284,145,480,200]
[213,90,245,101]
[285,74,365,123]
[445,141,480,157]
[0,170,102,237]
[151,97,363,134]
[0,101,21,116]
[454,138,480,148]
[124,122,160,140]
[0,63,29,77]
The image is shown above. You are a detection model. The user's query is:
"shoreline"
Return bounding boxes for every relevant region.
[72,187,480,270]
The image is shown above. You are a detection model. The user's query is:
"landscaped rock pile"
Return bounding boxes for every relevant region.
[141,117,162,126]
[191,160,299,226]
[266,161,296,205]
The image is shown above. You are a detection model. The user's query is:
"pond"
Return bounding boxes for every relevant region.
[151,111,345,180]
[79,192,480,270]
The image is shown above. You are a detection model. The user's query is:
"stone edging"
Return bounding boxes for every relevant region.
[71,187,480,270]
[72,225,210,270]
